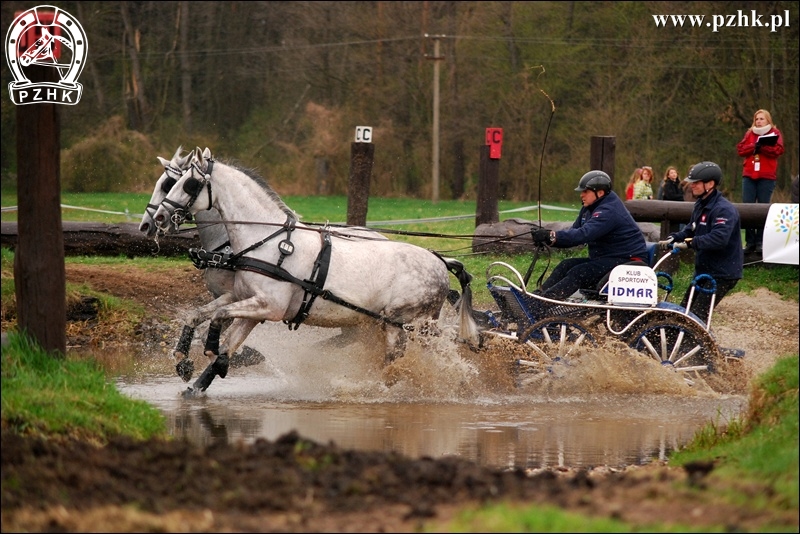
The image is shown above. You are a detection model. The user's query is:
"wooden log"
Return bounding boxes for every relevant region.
[1,221,200,258]
[472,218,662,254]
[624,200,771,228]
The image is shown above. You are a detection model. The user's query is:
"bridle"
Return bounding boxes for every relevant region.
[144,164,184,225]
[161,159,215,227]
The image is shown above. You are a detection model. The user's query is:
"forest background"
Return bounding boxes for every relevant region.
[1,1,798,204]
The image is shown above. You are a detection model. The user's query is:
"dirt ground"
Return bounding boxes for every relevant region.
[2,263,798,532]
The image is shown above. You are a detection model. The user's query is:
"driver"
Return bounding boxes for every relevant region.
[531,170,648,300]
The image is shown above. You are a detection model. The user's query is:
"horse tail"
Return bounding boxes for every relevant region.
[442,258,481,345]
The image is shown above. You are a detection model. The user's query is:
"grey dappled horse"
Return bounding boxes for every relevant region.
[153,147,480,394]
[141,147,265,374]
[142,148,391,380]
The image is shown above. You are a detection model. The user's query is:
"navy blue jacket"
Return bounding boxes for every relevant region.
[554,191,648,261]
[670,189,743,280]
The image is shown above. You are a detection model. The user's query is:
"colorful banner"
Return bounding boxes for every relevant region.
[762,203,799,265]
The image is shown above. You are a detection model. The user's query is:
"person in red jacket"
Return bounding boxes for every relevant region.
[736,109,785,254]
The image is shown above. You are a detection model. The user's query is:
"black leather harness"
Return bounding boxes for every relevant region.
[188,223,405,330]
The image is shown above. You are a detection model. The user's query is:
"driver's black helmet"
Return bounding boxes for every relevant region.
[575,170,612,192]
[684,161,722,186]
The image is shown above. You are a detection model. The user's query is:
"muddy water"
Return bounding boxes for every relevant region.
[117,319,746,470]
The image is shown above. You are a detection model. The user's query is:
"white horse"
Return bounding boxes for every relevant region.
[152,147,480,393]
[139,147,267,378]
[141,147,387,380]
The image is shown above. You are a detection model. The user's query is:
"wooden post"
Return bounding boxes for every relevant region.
[590,136,616,186]
[14,64,66,355]
[475,145,499,226]
[346,142,374,226]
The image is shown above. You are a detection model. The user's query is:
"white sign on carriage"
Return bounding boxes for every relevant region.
[607,265,659,306]
[5,5,88,105]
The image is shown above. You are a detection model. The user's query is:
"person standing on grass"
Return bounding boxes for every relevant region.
[658,161,742,325]
[633,166,655,200]
[736,109,784,254]
[625,167,641,200]
[659,166,684,202]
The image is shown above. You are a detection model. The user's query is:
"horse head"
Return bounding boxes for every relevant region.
[154,147,215,232]
[140,146,192,236]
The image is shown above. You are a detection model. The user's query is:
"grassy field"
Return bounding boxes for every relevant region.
[2,193,796,307]
[2,193,798,532]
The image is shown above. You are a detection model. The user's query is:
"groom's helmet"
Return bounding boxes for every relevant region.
[684,161,722,186]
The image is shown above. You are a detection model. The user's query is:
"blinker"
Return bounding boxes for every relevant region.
[184,177,204,196]
[161,177,177,193]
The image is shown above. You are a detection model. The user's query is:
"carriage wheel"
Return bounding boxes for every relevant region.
[514,317,599,386]
[628,315,723,386]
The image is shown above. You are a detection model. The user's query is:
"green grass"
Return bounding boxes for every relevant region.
[5,192,796,307]
[1,330,167,443]
[671,355,799,509]
[1,192,575,225]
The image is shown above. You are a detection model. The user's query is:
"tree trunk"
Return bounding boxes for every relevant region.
[120,1,149,130]
[14,65,66,355]
[180,0,192,133]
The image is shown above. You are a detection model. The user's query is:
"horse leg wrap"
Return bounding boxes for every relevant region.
[190,352,229,392]
[175,358,195,382]
[204,323,222,356]
[174,325,194,358]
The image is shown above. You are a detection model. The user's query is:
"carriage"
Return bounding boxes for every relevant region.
[145,147,742,394]
[479,243,743,387]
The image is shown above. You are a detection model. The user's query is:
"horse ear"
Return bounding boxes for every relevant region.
[196,147,208,169]
[157,156,170,167]
[172,145,183,161]
[202,147,212,159]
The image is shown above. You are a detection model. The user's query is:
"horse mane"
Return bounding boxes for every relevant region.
[218,158,297,219]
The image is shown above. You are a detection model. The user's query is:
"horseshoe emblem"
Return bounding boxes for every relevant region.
[5,6,88,105]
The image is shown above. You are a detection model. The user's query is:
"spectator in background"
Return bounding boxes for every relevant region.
[625,168,641,200]
[792,174,799,203]
[736,109,785,254]
[633,166,655,200]
[659,166,684,202]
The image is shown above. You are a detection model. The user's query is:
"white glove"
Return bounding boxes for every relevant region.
[672,241,689,251]
[658,236,675,250]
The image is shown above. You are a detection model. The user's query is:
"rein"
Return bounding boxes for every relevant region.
[175,218,537,257]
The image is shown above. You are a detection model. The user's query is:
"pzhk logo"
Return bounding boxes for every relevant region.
[5,5,88,105]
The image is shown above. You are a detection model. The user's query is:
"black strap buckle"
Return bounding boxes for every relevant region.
[188,247,233,270]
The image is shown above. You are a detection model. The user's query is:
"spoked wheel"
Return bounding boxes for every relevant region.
[514,317,599,386]
[629,315,723,386]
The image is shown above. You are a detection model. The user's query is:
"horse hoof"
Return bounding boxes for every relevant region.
[181,387,198,399]
[176,358,194,382]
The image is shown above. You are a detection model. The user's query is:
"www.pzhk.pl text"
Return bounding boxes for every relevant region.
[652,10,791,32]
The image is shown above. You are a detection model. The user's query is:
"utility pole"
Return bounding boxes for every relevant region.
[425,34,445,203]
